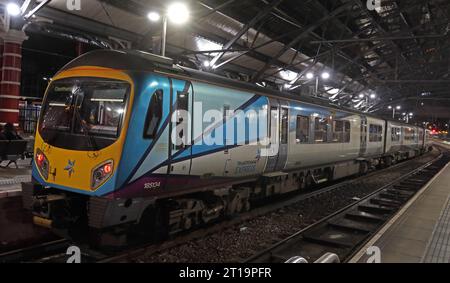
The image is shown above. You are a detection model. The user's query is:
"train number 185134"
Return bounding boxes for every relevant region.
[144,182,161,189]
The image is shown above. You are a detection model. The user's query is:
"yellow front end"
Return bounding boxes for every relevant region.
[33,66,134,194]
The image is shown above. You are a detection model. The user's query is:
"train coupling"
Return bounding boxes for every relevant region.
[33,216,53,229]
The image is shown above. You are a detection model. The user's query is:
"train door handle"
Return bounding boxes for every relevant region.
[170,165,174,172]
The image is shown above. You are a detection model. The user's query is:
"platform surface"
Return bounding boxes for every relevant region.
[352,155,450,263]
[0,159,31,197]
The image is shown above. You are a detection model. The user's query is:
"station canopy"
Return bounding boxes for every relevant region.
[14,0,450,120]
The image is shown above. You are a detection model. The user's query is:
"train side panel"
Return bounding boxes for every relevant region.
[285,101,361,170]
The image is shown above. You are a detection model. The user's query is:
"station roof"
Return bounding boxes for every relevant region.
[12,0,450,121]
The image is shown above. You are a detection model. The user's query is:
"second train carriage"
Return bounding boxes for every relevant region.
[23,50,431,243]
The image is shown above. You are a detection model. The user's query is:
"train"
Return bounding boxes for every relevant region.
[22,50,433,245]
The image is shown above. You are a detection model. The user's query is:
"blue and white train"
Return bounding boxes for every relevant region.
[23,50,432,244]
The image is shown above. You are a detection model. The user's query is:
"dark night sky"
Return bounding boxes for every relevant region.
[21,32,99,99]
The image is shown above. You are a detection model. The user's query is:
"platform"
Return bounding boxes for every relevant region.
[0,159,31,198]
[351,156,450,263]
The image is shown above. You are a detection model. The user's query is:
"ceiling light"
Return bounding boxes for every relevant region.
[167,2,190,24]
[306,72,314,80]
[147,11,161,22]
[321,72,330,80]
[7,3,21,16]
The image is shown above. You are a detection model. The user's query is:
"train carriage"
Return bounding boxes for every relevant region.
[22,50,430,245]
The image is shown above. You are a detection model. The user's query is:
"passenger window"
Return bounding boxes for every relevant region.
[296,115,309,143]
[332,120,344,142]
[314,117,328,143]
[369,124,383,142]
[144,89,163,139]
[174,90,189,150]
[344,121,351,143]
[391,127,401,142]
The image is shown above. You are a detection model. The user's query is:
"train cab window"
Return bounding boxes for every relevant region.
[144,89,163,139]
[369,124,383,142]
[280,108,289,144]
[314,117,328,143]
[296,115,309,143]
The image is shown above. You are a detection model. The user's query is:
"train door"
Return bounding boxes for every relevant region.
[264,99,288,172]
[275,103,289,171]
[264,100,279,173]
[359,116,367,156]
[167,78,193,189]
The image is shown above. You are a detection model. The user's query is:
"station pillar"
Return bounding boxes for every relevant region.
[0,29,28,126]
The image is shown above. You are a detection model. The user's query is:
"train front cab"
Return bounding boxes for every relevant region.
[22,66,136,239]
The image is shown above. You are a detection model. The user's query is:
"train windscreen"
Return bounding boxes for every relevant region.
[39,77,130,150]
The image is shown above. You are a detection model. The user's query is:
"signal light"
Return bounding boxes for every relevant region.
[91,160,114,190]
[103,163,112,174]
[35,150,49,180]
[37,153,44,165]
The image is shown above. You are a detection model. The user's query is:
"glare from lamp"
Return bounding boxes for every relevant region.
[7,3,21,16]
[167,2,190,24]
[321,72,330,80]
[147,11,161,22]
[306,72,314,80]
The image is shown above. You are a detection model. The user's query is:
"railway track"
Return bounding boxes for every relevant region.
[102,148,444,263]
[0,148,444,263]
[245,149,449,263]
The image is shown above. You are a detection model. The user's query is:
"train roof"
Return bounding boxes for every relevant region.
[59,49,422,129]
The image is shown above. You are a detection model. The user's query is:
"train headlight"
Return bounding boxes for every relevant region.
[35,149,49,180]
[91,160,114,190]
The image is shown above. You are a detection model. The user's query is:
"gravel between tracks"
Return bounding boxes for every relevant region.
[127,150,440,263]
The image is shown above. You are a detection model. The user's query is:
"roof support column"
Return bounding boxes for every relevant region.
[0,29,28,126]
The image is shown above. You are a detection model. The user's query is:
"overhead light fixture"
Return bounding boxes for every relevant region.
[147,11,161,22]
[321,72,330,80]
[306,72,314,80]
[280,70,297,81]
[7,3,21,16]
[396,106,401,110]
[370,93,376,99]
[359,94,365,99]
[388,106,392,109]
[203,61,211,67]
[167,2,190,24]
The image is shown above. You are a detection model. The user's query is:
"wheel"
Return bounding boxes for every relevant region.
[136,204,168,243]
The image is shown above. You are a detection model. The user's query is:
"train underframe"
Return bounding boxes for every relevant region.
[22,146,432,248]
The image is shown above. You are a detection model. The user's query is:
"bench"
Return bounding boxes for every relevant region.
[0,140,29,168]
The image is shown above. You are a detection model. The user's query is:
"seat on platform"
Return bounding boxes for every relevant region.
[0,140,28,169]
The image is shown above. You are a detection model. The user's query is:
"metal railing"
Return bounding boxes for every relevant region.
[19,106,41,134]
